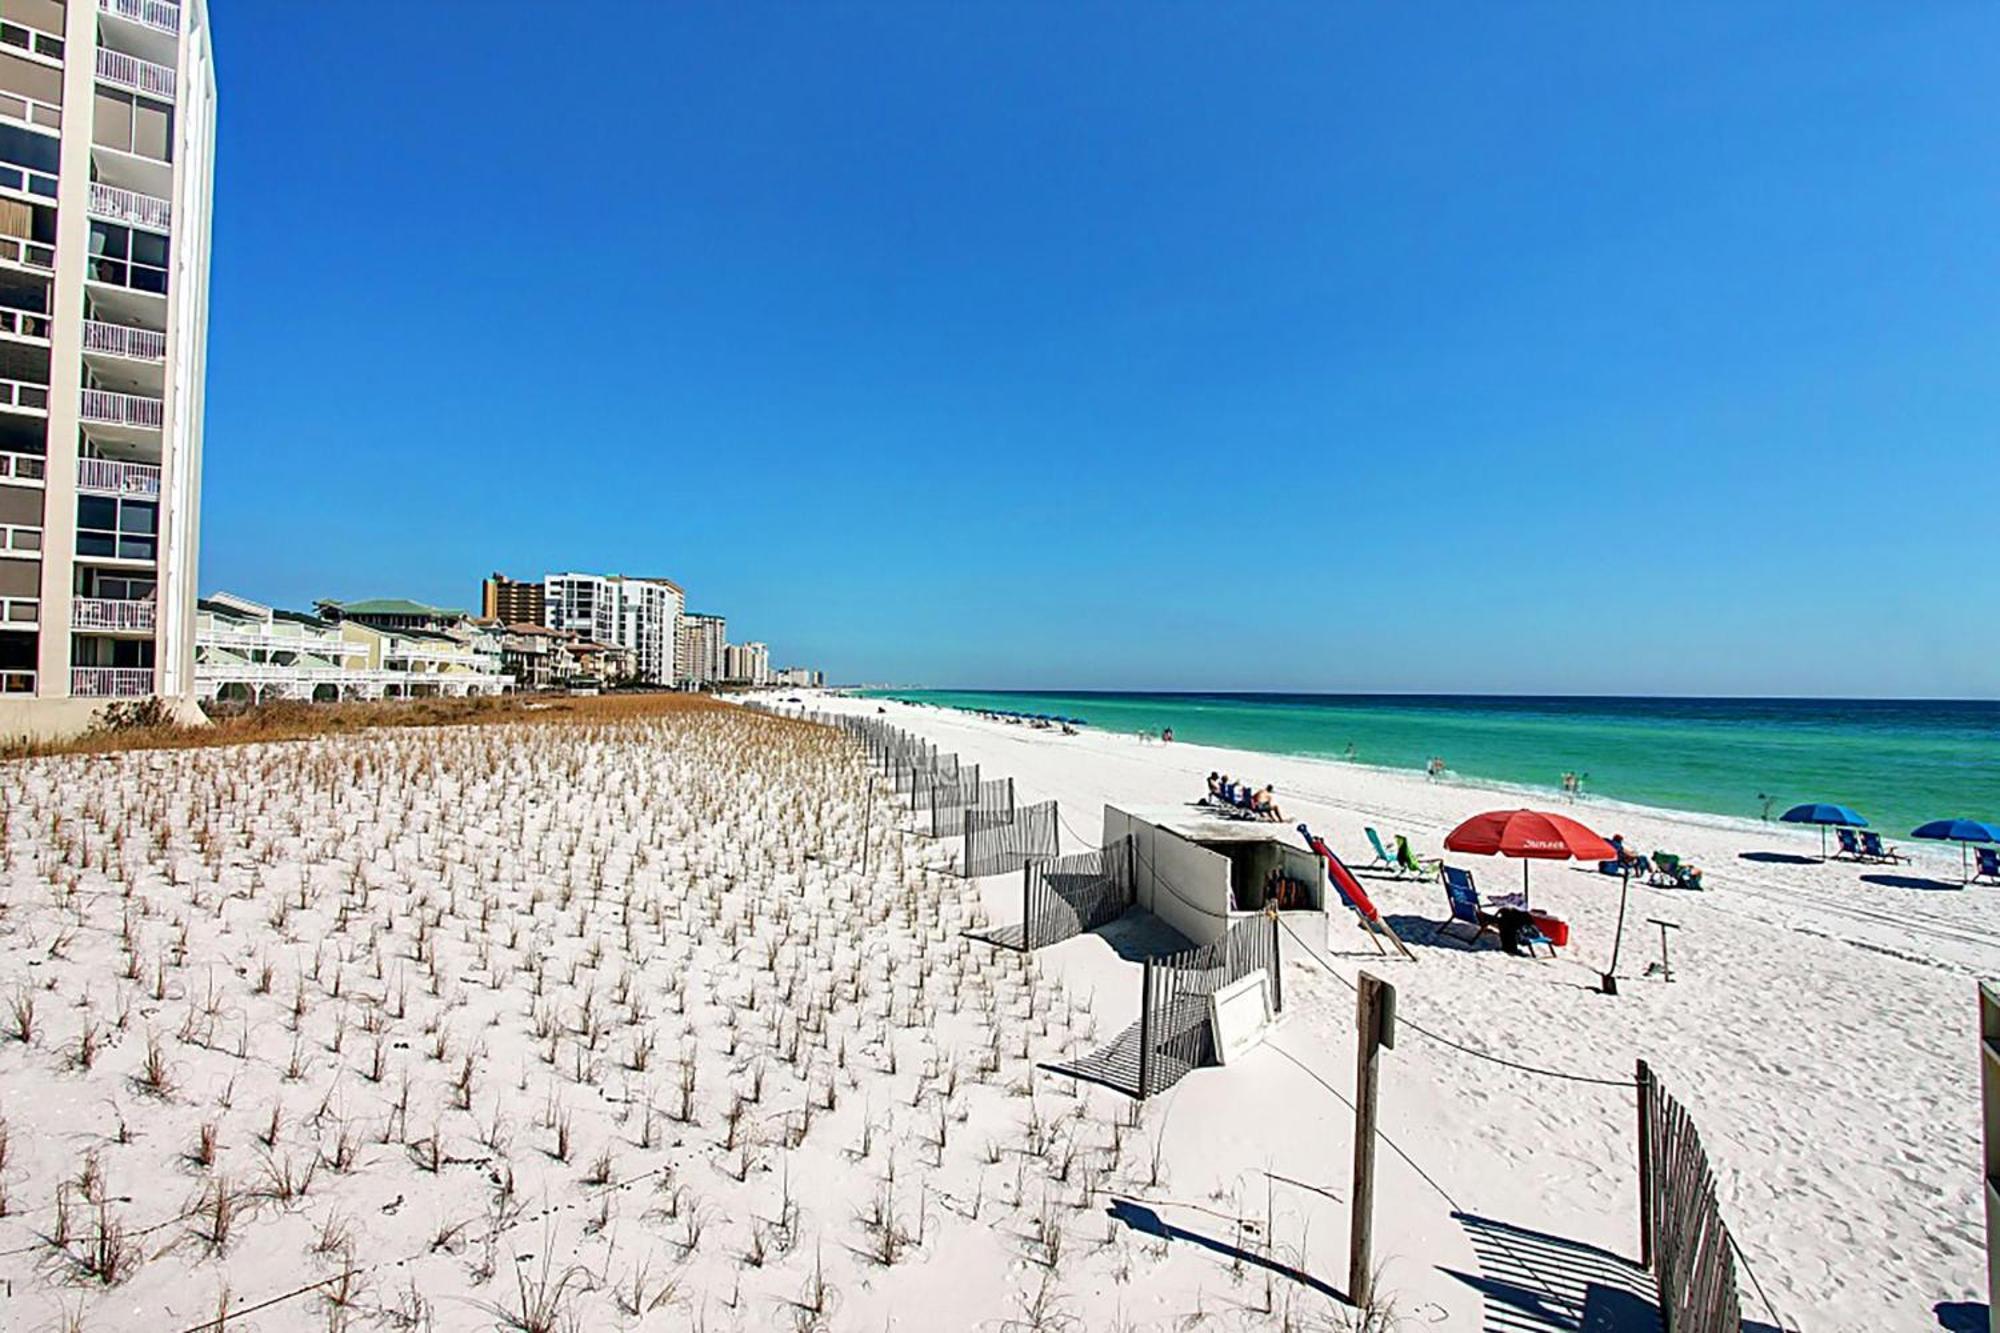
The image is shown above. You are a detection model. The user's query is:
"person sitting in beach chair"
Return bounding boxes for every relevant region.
[1253,785,1283,821]
[1206,772,1221,800]
[1648,852,1704,890]
[1441,866,1551,956]
[1599,834,1651,878]
[1860,831,1907,863]
[1834,828,1864,861]
[1394,834,1442,880]
[1977,847,2000,885]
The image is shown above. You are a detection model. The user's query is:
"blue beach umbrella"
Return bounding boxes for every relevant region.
[1780,803,1868,860]
[1910,818,2000,882]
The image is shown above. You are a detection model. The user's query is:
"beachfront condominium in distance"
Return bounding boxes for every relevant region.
[481,571,542,626]
[724,640,769,687]
[543,572,682,686]
[0,0,217,733]
[677,610,725,686]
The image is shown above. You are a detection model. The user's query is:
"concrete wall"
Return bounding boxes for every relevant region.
[1104,804,1231,948]
[0,692,206,743]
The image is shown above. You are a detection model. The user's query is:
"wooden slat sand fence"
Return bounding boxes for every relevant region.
[1636,1060,1743,1333]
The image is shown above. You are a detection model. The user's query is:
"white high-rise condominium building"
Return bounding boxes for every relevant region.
[676,611,725,686]
[0,0,217,730]
[542,572,683,685]
[724,640,769,686]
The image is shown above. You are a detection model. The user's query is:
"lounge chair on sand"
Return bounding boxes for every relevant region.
[1365,827,1399,872]
[1395,834,1442,880]
[1834,828,1864,861]
[1977,848,2000,885]
[1648,852,1704,890]
[1441,866,1553,957]
[1860,831,1907,863]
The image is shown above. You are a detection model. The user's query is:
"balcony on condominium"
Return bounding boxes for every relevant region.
[71,664,153,697]
[98,0,181,60]
[80,385,161,432]
[83,319,165,363]
[87,180,170,234]
[95,46,177,103]
[73,596,154,633]
[82,316,165,401]
[77,454,159,497]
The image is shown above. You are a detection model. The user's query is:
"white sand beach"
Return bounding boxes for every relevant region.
[0,696,1983,1331]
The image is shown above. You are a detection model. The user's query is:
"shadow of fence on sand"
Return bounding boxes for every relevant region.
[1441,1213,1660,1333]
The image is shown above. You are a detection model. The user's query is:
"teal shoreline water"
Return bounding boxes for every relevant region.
[859,690,2000,838]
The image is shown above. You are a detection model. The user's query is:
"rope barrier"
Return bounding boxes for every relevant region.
[1276,918,1638,1090]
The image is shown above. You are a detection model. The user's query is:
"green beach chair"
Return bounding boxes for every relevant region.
[1395,834,1442,880]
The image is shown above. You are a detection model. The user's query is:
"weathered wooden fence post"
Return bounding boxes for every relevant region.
[1636,1057,1654,1271]
[1267,907,1283,1013]
[861,774,875,875]
[1980,984,2000,1333]
[1138,957,1156,1099]
[1351,971,1394,1307]
[1022,862,1034,951]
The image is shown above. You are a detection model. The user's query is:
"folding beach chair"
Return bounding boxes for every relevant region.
[1834,828,1863,861]
[1977,848,2000,885]
[1860,831,1907,864]
[1648,852,1703,890]
[1395,835,1442,880]
[1440,866,1550,956]
[1364,827,1399,872]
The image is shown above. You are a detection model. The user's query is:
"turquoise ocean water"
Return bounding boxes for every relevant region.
[860,691,2000,837]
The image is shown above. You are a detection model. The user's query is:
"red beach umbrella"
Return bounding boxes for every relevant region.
[1445,808,1629,995]
[1444,808,1617,863]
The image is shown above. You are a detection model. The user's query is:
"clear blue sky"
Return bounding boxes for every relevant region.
[201,3,1998,696]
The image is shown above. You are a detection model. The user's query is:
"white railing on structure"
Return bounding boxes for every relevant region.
[196,664,516,699]
[197,627,366,658]
[0,451,45,485]
[0,670,34,695]
[0,596,37,625]
[82,320,166,361]
[87,181,171,232]
[72,666,154,698]
[77,456,161,495]
[94,46,177,101]
[0,236,55,273]
[0,379,49,412]
[0,309,52,340]
[98,0,181,36]
[0,523,42,556]
[80,388,163,429]
[73,597,155,631]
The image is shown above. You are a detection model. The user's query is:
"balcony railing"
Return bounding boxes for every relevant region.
[0,309,52,341]
[0,379,49,413]
[1,596,37,625]
[73,597,155,631]
[0,451,45,485]
[0,236,55,272]
[80,387,163,429]
[197,626,365,658]
[0,670,34,695]
[72,666,153,698]
[87,181,171,232]
[0,523,42,556]
[98,0,181,37]
[77,456,160,495]
[95,46,177,101]
[82,320,166,361]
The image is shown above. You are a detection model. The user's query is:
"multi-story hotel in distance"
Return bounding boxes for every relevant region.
[0,0,216,731]
[543,572,682,686]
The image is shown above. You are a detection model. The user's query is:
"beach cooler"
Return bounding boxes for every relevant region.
[1529,912,1569,948]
